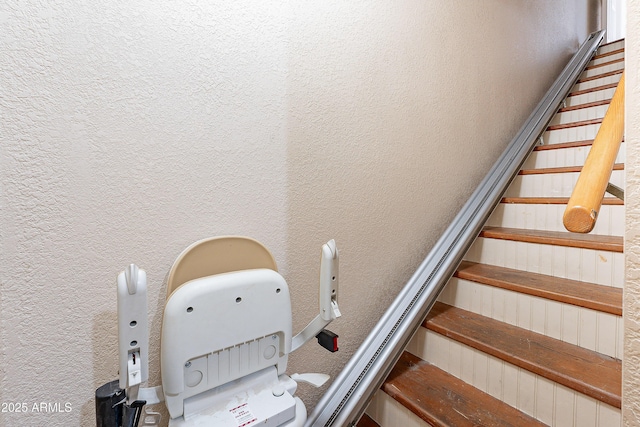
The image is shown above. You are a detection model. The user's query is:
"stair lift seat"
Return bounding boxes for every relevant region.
[161,237,305,426]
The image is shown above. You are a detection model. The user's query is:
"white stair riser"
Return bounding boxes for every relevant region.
[464,237,624,288]
[488,203,624,236]
[439,277,622,358]
[542,123,600,144]
[572,73,622,92]
[580,62,624,80]
[597,40,625,54]
[524,142,626,169]
[589,51,624,67]
[366,391,430,427]
[566,87,616,108]
[407,330,621,427]
[504,170,625,198]
[549,105,607,127]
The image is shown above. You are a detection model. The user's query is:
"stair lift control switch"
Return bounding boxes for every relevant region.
[320,239,340,321]
[291,239,342,353]
[117,264,149,402]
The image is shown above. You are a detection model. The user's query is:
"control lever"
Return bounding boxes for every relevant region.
[291,239,341,352]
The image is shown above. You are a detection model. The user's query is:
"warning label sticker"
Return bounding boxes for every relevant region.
[229,403,257,427]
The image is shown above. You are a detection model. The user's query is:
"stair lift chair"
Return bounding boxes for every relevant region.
[111,236,341,427]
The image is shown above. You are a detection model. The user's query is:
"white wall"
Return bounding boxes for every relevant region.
[0,1,596,425]
[624,1,640,424]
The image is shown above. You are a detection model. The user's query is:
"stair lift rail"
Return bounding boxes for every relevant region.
[306,30,606,427]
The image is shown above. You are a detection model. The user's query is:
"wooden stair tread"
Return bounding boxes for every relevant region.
[383,351,547,427]
[546,117,602,131]
[357,414,380,427]
[425,302,622,408]
[480,226,623,252]
[534,139,594,151]
[455,261,622,315]
[501,197,623,205]
[519,163,624,175]
[547,117,602,131]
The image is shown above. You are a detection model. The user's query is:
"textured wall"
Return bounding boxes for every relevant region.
[0,1,595,425]
[624,2,640,425]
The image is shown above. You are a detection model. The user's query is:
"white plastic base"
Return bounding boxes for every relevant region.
[168,367,305,427]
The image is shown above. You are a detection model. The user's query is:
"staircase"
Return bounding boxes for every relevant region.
[361,39,625,427]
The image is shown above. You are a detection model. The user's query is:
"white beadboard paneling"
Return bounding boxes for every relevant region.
[582,248,598,281]
[572,73,622,91]
[367,390,431,427]
[596,312,619,357]
[517,367,537,417]
[580,62,625,80]
[517,292,533,330]
[578,309,598,351]
[589,51,624,66]
[561,304,580,346]
[465,239,623,288]
[576,394,599,427]
[487,356,504,399]
[598,402,622,427]
[460,338,475,385]
[545,300,563,340]
[486,203,622,237]
[531,297,547,335]
[472,347,489,392]
[548,105,607,126]
[448,336,463,378]
[492,284,507,322]
[566,87,616,107]
[504,289,519,325]
[535,376,555,425]
[504,170,625,198]
[542,123,600,144]
[555,383,577,426]
[596,40,625,54]
[406,324,425,359]
[502,363,519,408]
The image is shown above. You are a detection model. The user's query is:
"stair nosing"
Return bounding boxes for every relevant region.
[518,163,624,175]
[534,139,594,151]
[501,196,623,205]
[479,226,623,253]
[425,302,622,408]
[546,117,602,131]
[559,99,611,113]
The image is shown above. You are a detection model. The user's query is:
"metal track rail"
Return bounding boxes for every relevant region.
[306,30,605,427]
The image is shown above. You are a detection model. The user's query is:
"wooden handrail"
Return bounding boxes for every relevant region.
[563,71,625,233]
